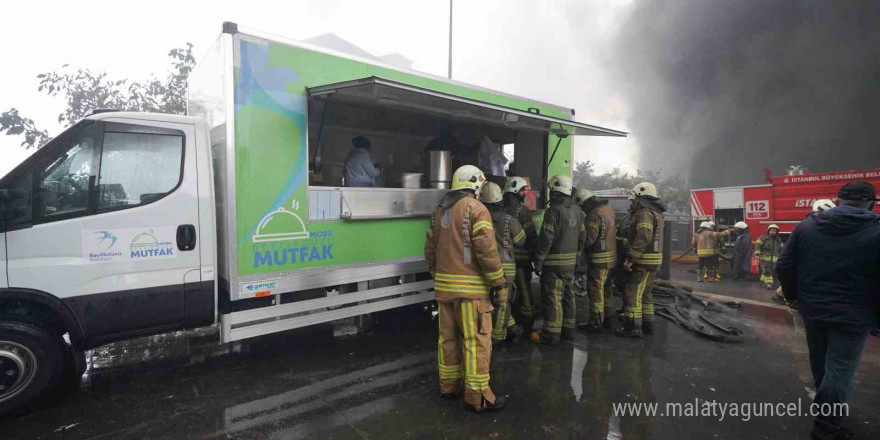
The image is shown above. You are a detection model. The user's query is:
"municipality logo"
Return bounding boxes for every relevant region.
[245,281,277,291]
[130,230,174,258]
[94,231,118,250]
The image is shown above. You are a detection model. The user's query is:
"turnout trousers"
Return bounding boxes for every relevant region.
[587,267,611,326]
[513,265,534,321]
[759,259,775,287]
[540,271,575,343]
[622,267,656,329]
[491,284,518,342]
[437,298,497,408]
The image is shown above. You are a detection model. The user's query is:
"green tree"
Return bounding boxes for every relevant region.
[0,44,195,149]
[573,160,690,213]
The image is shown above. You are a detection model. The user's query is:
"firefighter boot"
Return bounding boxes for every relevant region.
[614,318,643,338]
[603,306,618,332]
[642,320,654,335]
[519,316,534,335]
[702,269,709,282]
[506,324,524,343]
[697,272,703,282]
[467,395,506,413]
[715,272,722,282]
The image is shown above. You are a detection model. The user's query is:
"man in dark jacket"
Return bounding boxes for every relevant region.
[776,181,880,440]
[732,222,751,281]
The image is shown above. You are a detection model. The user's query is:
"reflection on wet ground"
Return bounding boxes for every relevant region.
[2,270,879,440]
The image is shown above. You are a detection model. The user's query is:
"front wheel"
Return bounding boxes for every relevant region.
[0,321,66,416]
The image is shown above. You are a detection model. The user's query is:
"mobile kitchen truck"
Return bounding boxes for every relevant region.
[0,23,625,414]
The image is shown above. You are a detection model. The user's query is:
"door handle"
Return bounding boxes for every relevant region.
[177,224,197,251]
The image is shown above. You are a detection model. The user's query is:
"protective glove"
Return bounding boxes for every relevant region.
[623,260,634,272]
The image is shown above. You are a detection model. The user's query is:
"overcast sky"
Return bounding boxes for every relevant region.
[0,0,636,177]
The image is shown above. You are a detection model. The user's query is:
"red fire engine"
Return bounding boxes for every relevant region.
[690,167,880,273]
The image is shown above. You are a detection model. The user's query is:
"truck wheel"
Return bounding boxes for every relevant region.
[0,321,66,416]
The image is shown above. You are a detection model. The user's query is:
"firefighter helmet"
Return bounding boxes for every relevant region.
[548,174,573,196]
[708,221,716,229]
[734,221,748,230]
[629,182,658,200]
[767,224,780,233]
[574,188,595,205]
[812,199,836,212]
[451,165,486,192]
[505,176,529,194]
[699,221,710,230]
[480,182,504,204]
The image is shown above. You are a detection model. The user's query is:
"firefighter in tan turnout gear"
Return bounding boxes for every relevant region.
[503,176,539,334]
[692,221,732,282]
[755,224,783,289]
[573,188,617,332]
[480,182,527,344]
[425,165,507,413]
[617,182,666,338]
[530,174,586,345]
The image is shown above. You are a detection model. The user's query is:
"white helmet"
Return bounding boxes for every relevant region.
[699,221,710,229]
[451,165,486,192]
[629,182,658,200]
[548,174,573,196]
[505,176,529,194]
[708,221,716,229]
[480,182,504,204]
[812,199,836,212]
[734,221,748,230]
[767,224,780,233]
[574,188,595,205]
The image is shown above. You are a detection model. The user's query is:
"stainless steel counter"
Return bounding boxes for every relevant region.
[309,186,445,221]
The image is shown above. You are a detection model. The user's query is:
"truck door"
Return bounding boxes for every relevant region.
[4,118,202,344]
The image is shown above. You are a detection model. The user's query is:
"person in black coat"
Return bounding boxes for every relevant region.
[731,222,751,281]
[776,181,880,440]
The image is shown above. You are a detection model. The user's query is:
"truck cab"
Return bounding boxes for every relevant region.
[0,112,216,413]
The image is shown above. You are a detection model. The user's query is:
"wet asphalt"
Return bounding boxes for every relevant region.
[2,266,879,440]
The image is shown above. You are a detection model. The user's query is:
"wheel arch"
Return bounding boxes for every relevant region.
[0,288,87,350]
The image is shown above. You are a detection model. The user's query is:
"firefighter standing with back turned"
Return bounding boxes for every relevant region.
[530,174,586,345]
[503,177,539,334]
[480,182,527,344]
[573,188,617,332]
[618,182,666,338]
[692,221,732,282]
[755,224,783,289]
[424,165,507,413]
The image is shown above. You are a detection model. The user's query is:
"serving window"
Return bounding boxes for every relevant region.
[304,77,625,221]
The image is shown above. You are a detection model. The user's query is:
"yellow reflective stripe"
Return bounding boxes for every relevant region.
[484,268,504,281]
[472,221,493,233]
[545,252,579,260]
[502,263,517,270]
[544,260,577,266]
[435,273,485,281]
[697,249,716,256]
[513,230,526,243]
[591,252,616,263]
[636,222,654,230]
[434,277,488,286]
[435,283,490,294]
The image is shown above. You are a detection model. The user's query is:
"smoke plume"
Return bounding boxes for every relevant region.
[615,0,880,187]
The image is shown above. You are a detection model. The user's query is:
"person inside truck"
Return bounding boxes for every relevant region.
[343,135,381,187]
[476,134,508,177]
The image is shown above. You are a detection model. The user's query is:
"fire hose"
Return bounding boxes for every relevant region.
[651,280,747,343]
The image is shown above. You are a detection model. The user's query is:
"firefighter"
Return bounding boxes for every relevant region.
[617,182,666,338]
[503,176,539,334]
[732,221,751,281]
[573,188,617,332]
[480,182,526,345]
[755,224,783,289]
[530,174,586,345]
[424,165,507,413]
[692,221,732,282]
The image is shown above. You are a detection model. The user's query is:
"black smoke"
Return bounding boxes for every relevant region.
[615,0,880,187]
